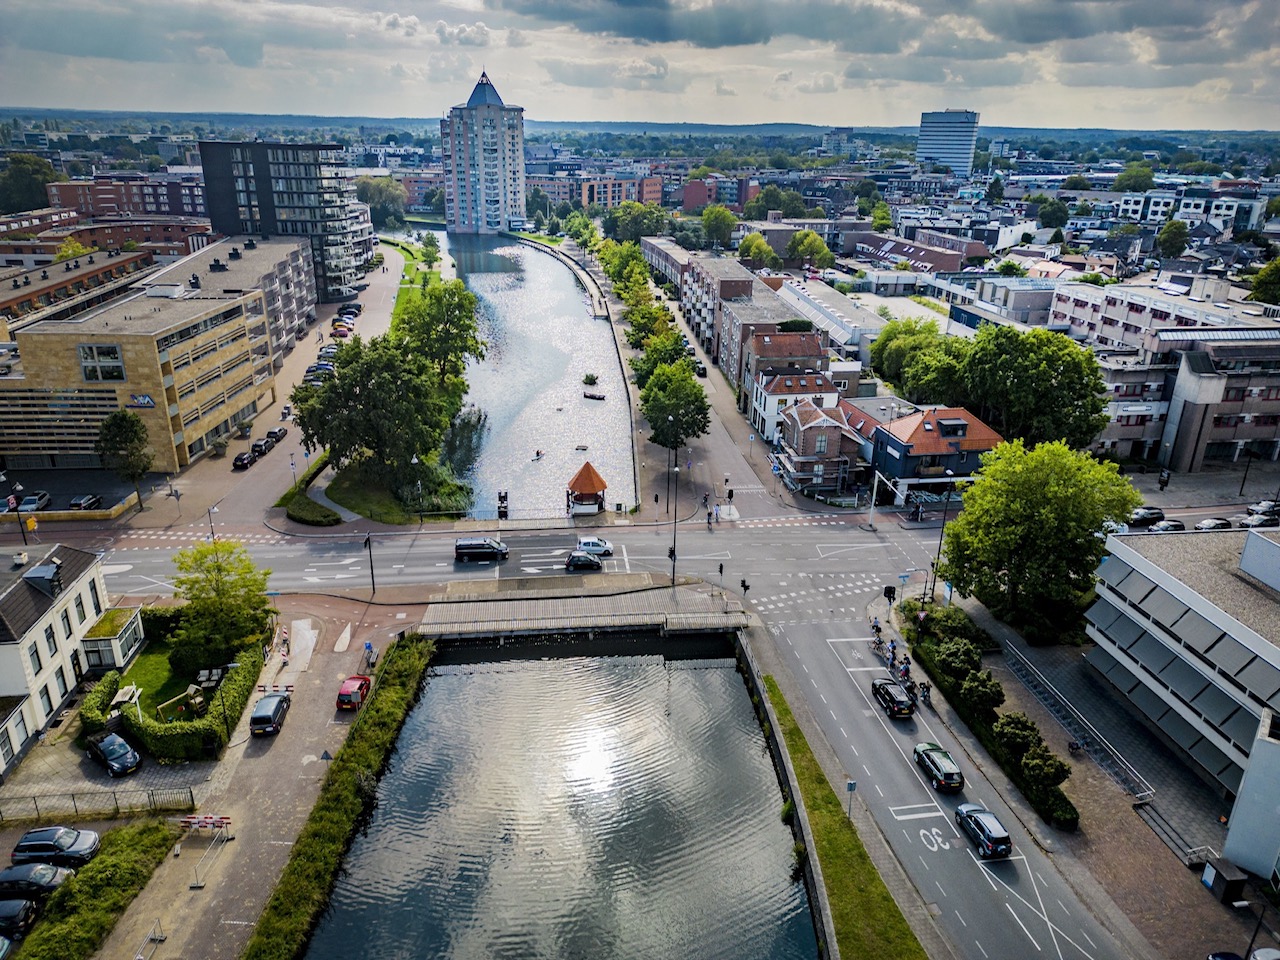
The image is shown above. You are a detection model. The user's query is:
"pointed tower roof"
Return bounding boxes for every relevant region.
[465,71,506,108]
[567,462,607,494]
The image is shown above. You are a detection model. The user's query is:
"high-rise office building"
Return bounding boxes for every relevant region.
[199,141,371,301]
[441,73,526,234]
[916,109,980,178]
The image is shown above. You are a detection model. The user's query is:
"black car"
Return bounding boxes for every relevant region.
[85,731,141,777]
[250,437,275,457]
[232,451,257,470]
[1240,513,1280,529]
[1195,518,1233,531]
[249,692,291,736]
[0,864,74,902]
[11,826,100,868]
[565,551,603,572]
[694,360,708,377]
[872,678,914,718]
[0,899,36,941]
[1148,519,1186,532]
[1128,506,1165,527]
[955,803,1012,859]
[913,742,965,792]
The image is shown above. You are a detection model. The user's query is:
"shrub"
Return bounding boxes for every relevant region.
[286,493,342,526]
[79,671,122,734]
[959,670,1005,720]
[935,637,982,678]
[1022,741,1072,790]
[992,712,1043,763]
[141,606,184,641]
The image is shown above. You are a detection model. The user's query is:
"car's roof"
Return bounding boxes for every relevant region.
[339,675,371,691]
[0,863,56,879]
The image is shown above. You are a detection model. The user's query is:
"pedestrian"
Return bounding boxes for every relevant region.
[713,503,720,522]
[702,492,709,508]
[282,651,290,668]
[888,639,897,659]
[871,615,880,632]
[706,509,713,526]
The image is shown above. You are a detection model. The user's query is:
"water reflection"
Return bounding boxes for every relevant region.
[304,649,817,960]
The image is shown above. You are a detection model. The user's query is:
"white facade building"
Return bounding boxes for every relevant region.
[441,73,526,234]
[916,110,980,178]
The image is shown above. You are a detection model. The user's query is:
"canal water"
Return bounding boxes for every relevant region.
[303,642,819,959]
[411,231,636,520]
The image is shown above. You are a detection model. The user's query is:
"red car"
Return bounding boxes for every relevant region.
[336,675,372,710]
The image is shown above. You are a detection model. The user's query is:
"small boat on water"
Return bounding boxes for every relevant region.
[575,444,589,451]
[583,391,606,401]
[532,450,544,462]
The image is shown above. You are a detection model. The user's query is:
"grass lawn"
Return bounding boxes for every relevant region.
[325,465,416,525]
[123,640,189,717]
[511,231,563,245]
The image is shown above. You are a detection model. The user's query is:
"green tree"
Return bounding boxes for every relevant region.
[1108,223,1141,237]
[1250,259,1280,304]
[993,712,1044,764]
[630,329,688,389]
[1038,199,1069,228]
[623,302,672,349]
[742,185,807,221]
[95,410,154,512]
[1021,742,1072,790]
[1049,228,1065,244]
[640,362,710,452]
[737,232,780,268]
[54,237,94,262]
[786,230,835,268]
[869,317,941,386]
[354,176,408,229]
[393,279,486,393]
[525,186,551,221]
[1156,219,1190,259]
[170,539,273,672]
[934,637,982,679]
[959,670,1005,720]
[1061,174,1092,190]
[1267,196,1280,220]
[603,201,668,242]
[0,153,64,214]
[701,204,737,248]
[964,326,1108,448]
[419,232,440,269]
[1113,163,1155,193]
[985,177,1004,201]
[1074,201,1093,216]
[871,201,893,232]
[902,336,972,406]
[938,440,1142,616]
[996,260,1027,277]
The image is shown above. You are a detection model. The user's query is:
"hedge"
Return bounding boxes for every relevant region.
[141,606,184,640]
[286,494,342,526]
[242,632,435,960]
[79,671,122,735]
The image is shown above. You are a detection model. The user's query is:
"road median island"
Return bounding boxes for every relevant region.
[764,675,929,960]
[240,632,435,960]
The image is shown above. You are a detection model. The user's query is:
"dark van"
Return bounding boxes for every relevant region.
[454,537,509,562]
[249,692,291,736]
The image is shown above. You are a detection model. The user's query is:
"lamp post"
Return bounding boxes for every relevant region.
[0,473,28,546]
[363,534,376,597]
[218,662,241,741]
[671,465,680,587]
[289,453,297,488]
[207,504,218,541]
[665,415,675,515]
[926,470,955,603]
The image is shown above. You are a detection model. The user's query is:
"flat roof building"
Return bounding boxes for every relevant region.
[442,73,526,234]
[916,109,980,179]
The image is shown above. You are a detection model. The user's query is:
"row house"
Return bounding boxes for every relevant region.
[527,173,662,210]
[0,207,79,238]
[742,330,829,417]
[395,169,447,211]
[1116,189,1265,234]
[718,288,797,397]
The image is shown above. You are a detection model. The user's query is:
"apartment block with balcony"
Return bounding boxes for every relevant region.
[640,237,693,288]
[527,172,662,210]
[679,256,755,359]
[47,173,207,219]
[441,73,526,235]
[0,251,157,338]
[199,141,371,302]
[0,217,213,271]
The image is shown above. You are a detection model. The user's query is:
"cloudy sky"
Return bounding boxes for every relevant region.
[3,0,1278,130]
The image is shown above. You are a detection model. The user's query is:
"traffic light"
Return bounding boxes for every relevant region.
[668,546,675,560]
[727,489,734,502]
[718,562,724,577]
[654,493,659,504]
[883,585,897,603]
[740,579,750,595]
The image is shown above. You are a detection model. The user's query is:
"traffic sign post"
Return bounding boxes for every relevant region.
[846,779,857,818]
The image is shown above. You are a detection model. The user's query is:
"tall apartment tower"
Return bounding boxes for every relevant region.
[441,72,526,234]
[199,141,371,301]
[916,109,980,178]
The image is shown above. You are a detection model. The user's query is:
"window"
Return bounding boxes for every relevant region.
[79,344,126,382]
[61,610,73,639]
[0,729,11,764]
[13,714,27,747]
[55,667,68,698]
[814,434,828,454]
[27,641,41,675]
[90,581,102,615]
[45,624,57,656]
[39,686,52,716]
[74,596,86,623]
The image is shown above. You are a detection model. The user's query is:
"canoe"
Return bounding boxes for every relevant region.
[583,392,606,400]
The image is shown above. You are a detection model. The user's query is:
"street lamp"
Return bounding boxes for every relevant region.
[671,465,680,587]
[207,504,218,540]
[218,662,241,741]
[363,534,376,597]
[925,470,955,604]
[289,453,297,487]
[0,473,28,546]
[665,415,675,515]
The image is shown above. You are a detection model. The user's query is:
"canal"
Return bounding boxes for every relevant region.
[304,638,819,959]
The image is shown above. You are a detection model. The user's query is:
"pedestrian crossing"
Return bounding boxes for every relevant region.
[737,514,850,528]
[112,530,288,549]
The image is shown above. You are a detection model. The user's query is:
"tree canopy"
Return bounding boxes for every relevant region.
[0,154,64,215]
[871,201,893,232]
[1156,219,1189,259]
[985,177,1004,201]
[630,328,688,389]
[701,204,737,248]
[354,176,408,229]
[392,278,486,393]
[1061,174,1092,190]
[640,362,710,451]
[95,410,154,511]
[1112,163,1155,193]
[737,232,780,268]
[1249,258,1280,305]
[786,230,835,268]
[1037,199,1069,228]
[938,440,1141,620]
[743,185,807,220]
[602,201,668,242]
[170,539,273,673]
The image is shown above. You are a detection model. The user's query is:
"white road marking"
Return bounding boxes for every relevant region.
[1006,902,1042,952]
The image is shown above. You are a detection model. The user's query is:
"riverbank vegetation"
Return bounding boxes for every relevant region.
[241,633,435,960]
[763,676,929,960]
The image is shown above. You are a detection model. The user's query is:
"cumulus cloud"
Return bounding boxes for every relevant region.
[774,70,792,82]
[541,54,690,92]
[506,28,530,47]
[426,51,474,82]
[381,13,421,37]
[715,78,737,96]
[796,72,837,94]
[434,19,491,46]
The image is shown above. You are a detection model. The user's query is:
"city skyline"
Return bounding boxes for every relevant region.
[2,0,1278,131]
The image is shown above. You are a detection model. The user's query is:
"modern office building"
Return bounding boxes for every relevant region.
[441,72,526,234]
[199,141,370,301]
[916,109,980,178]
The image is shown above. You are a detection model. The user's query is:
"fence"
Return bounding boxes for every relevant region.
[0,786,195,823]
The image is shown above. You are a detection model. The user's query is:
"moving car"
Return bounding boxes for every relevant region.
[1128,506,1165,527]
[85,731,141,778]
[69,494,102,510]
[249,692,291,736]
[955,803,1012,859]
[11,826,100,868]
[1246,500,1280,516]
[0,899,36,941]
[336,675,372,711]
[17,492,50,512]
[871,678,914,718]
[1240,513,1280,529]
[575,536,613,556]
[1148,519,1186,532]
[913,742,965,792]
[232,451,257,470]
[454,537,509,562]
[0,864,75,902]
[266,426,288,443]
[565,551,603,572]
[1194,518,1233,531]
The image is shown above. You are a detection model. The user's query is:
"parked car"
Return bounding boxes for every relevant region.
[913,742,965,792]
[232,451,257,470]
[1240,513,1280,529]
[576,536,613,556]
[336,675,372,711]
[871,678,914,718]
[266,426,288,444]
[17,492,50,512]
[250,438,275,457]
[249,692,291,736]
[1194,518,1233,531]
[85,731,141,778]
[0,934,12,958]
[1246,500,1280,516]
[0,899,36,941]
[11,826,100,868]
[694,360,707,377]
[0,864,74,902]
[565,551,603,572]
[1149,519,1186,532]
[318,344,340,358]
[68,494,103,510]
[340,302,363,315]
[1128,506,1165,527]
[955,803,1012,859]
[330,328,351,339]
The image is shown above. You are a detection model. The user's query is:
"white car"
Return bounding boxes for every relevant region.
[575,536,613,556]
